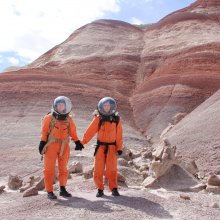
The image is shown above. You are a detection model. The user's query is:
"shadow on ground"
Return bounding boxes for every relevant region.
[54,194,173,219]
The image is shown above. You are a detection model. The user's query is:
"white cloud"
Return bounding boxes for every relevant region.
[130,17,143,25]
[7,57,20,66]
[0,0,120,62]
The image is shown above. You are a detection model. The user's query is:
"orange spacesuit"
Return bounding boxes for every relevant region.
[39,96,84,199]
[82,97,123,197]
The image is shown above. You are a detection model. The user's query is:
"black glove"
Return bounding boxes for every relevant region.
[39,141,47,155]
[75,140,84,151]
[117,150,123,156]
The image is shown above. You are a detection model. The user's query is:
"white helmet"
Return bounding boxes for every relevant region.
[97,97,117,116]
[52,96,72,119]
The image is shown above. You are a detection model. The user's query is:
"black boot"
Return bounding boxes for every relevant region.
[96,189,104,197]
[60,186,72,197]
[47,192,57,200]
[112,188,120,196]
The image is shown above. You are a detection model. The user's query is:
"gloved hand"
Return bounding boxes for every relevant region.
[75,140,84,151]
[39,141,47,155]
[117,150,123,156]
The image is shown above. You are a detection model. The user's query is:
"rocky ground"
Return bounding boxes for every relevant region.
[1,175,220,220]
[0,107,220,220]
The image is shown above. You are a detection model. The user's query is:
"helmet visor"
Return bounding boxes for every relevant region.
[52,96,72,115]
[98,97,117,116]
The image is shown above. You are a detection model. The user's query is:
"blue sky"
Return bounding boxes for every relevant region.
[0,0,195,72]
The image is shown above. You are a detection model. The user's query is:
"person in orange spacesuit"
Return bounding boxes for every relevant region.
[39,96,84,200]
[82,97,123,197]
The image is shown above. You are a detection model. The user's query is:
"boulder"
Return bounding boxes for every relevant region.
[23,186,38,197]
[69,161,83,173]
[8,174,23,190]
[206,185,220,194]
[150,139,178,179]
[207,174,220,186]
[144,164,200,191]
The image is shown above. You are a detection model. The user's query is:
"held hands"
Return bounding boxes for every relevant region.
[75,140,84,151]
[39,141,47,155]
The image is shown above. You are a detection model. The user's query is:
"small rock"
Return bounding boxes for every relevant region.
[131,152,141,159]
[210,202,219,208]
[0,185,5,194]
[117,173,126,183]
[142,171,148,179]
[69,161,83,173]
[8,174,23,190]
[207,174,220,186]
[128,161,133,166]
[23,186,38,197]
[142,176,157,188]
[34,176,41,182]
[163,139,171,147]
[162,152,170,160]
[35,177,45,191]
[121,147,132,161]
[142,151,152,159]
[179,194,190,200]
[197,171,205,179]
[118,158,129,167]
[146,135,153,143]
[83,166,94,179]
[142,147,148,152]
[139,164,149,172]
[27,176,35,185]
[133,162,141,169]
